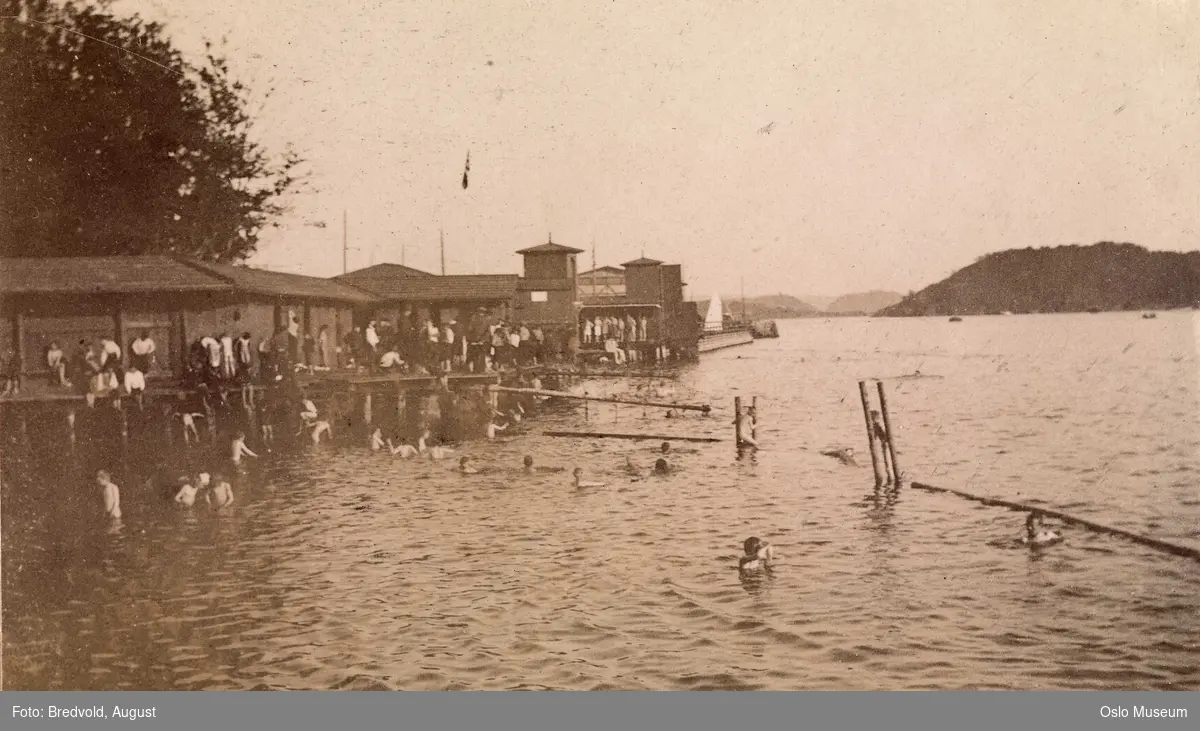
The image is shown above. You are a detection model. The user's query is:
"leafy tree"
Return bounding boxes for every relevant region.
[0,0,304,261]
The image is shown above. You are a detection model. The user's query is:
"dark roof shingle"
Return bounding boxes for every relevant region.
[622,257,664,267]
[0,256,233,295]
[340,272,518,302]
[181,259,376,304]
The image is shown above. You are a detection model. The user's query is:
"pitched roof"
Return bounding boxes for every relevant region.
[335,263,436,283]
[0,256,234,295]
[181,259,376,304]
[579,266,626,276]
[622,257,664,267]
[516,241,584,255]
[341,272,518,302]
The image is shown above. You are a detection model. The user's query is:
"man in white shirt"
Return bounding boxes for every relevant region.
[379,348,404,370]
[130,331,156,372]
[100,337,122,368]
[123,365,146,410]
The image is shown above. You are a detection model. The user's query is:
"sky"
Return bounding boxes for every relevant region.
[112,0,1200,298]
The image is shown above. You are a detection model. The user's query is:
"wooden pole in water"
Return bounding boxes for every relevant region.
[751,396,758,442]
[858,381,886,487]
[733,396,743,445]
[876,381,901,483]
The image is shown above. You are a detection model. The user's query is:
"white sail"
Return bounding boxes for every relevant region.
[704,294,725,332]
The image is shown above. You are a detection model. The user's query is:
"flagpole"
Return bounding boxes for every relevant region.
[591,238,597,297]
[440,227,446,275]
[342,209,348,274]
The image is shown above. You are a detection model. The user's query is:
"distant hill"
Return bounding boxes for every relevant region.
[878,242,1200,317]
[825,290,903,314]
[796,294,838,310]
[698,294,820,321]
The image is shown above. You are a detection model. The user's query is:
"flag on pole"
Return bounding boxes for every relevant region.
[462,152,470,189]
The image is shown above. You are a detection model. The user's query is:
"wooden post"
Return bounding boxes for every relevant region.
[876,381,901,484]
[734,396,743,445]
[584,391,588,421]
[119,404,129,447]
[751,396,758,442]
[13,311,25,385]
[363,391,373,426]
[858,381,886,486]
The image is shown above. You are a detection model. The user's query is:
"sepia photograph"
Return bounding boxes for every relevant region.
[1,0,1198,694]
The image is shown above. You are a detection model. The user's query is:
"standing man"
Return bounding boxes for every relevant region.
[130,330,156,373]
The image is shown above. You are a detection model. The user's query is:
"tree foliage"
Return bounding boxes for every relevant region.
[0,0,304,261]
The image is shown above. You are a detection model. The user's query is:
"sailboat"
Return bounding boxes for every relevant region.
[698,293,755,352]
[704,293,726,333]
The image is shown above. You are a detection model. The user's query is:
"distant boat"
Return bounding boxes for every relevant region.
[1142,312,1157,319]
[948,316,963,323]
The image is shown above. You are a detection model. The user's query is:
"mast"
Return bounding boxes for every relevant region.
[342,209,348,274]
[440,227,446,275]
[741,276,747,323]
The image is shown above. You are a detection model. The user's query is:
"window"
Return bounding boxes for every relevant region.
[530,291,548,303]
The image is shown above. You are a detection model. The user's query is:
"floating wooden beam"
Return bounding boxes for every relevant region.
[543,430,722,443]
[911,481,1200,562]
[489,385,711,413]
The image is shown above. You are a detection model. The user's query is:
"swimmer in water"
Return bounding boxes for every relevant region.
[97,470,121,520]
[207,472,234,509]
[458,456,479,474]
[231,431,258,465]
[572,467,606,488]
[653,458,671,475]
[1021,512,1062,547]
[486,419,508,440]
[738,537,775,572]
[371,428,386,451]
[418,429,454,459]
[660,441,671,455]
[174,476,198,507]
[175,411,205,445]
[389,436,419,458]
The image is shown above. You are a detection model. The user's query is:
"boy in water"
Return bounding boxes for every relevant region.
[208,472,234,509]
[739,537,775,572]
[97,470,121,519]
[458,456,479,474]
[174,476,198,507]
[176,411,205,445]
[231,431,258,465]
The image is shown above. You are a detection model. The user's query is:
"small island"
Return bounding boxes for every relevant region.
[878,242,1200,317]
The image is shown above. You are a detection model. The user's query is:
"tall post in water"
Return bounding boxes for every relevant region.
[876,381,901,484]
[858,381,886,486]
[751,396,758,442]
[734,396,744,445]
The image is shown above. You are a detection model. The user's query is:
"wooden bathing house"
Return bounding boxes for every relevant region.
[0,255,374,388]
[334,263,518,327]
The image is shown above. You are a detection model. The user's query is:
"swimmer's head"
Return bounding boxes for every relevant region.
[523,455,534,467]
[654,458,670,474]
[235,430,245,439]
[661,442,671,454]
[573,467,583,478]
[1025,512,1042,535]
[212,471,227,483]
[95,470,110,484]
[743,537,764,556]
[460,456,470,466]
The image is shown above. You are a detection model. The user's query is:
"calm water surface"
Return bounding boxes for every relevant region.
[3,313,1198,690]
